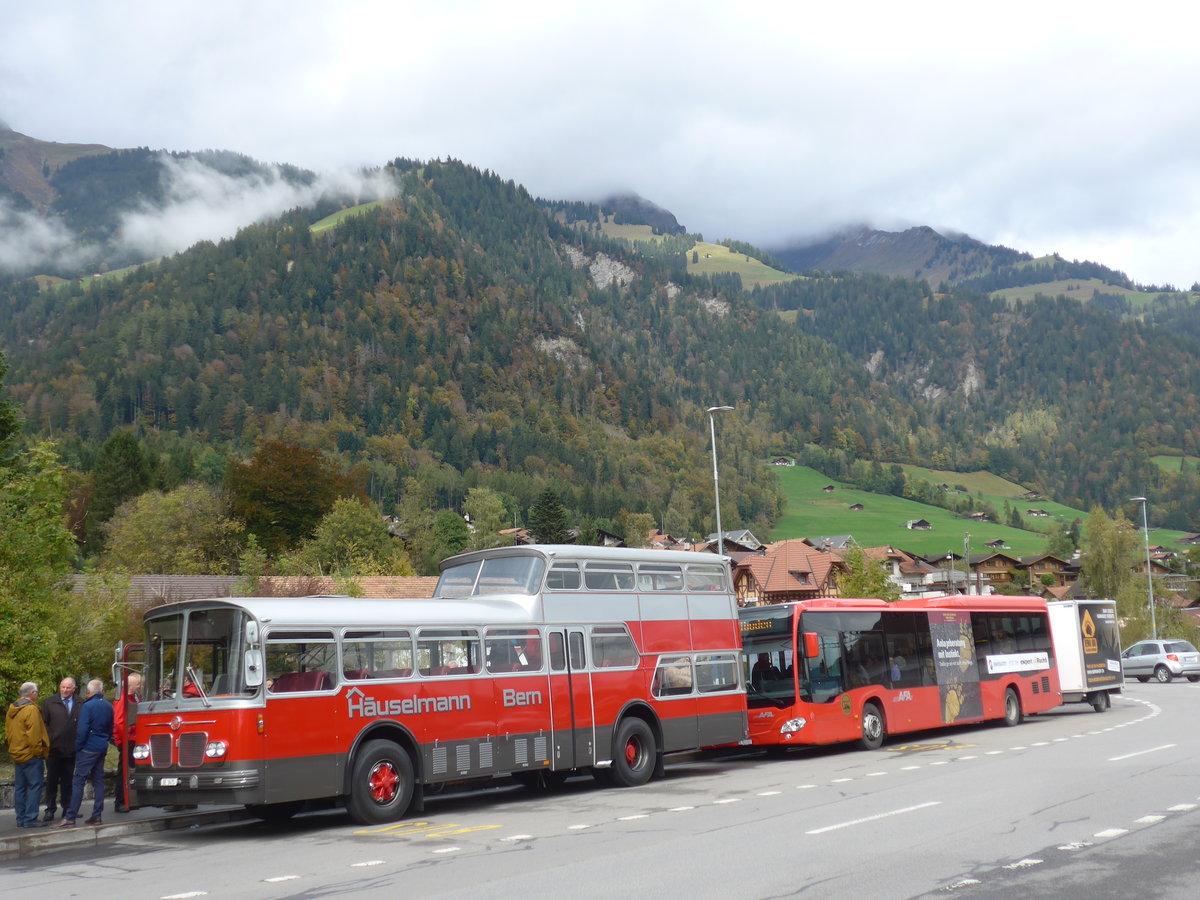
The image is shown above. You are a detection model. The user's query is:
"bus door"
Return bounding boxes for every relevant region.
[113,641,144,810]
[547,629,594,770]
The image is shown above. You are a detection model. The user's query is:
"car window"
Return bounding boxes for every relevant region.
[1165,641,1196,653]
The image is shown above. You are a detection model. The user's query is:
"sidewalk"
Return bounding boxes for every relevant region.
[0,804,249,860]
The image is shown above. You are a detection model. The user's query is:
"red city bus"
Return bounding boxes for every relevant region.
[740,594,1061,750]
[128,546,746,823]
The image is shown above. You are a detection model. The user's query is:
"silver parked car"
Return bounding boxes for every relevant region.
[1120,639,1200,683]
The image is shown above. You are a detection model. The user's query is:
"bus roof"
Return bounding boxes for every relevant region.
[891,594,1048,612]
[143,593,541,628]
[437,544,728,570]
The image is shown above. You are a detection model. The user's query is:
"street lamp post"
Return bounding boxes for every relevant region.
[1131,496,1157,640]
[707,406,733,556]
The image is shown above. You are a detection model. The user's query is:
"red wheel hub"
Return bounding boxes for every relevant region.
[368,761,399,803]
[624,738,640,766]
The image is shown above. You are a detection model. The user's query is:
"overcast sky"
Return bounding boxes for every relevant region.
[3,1,1198,287]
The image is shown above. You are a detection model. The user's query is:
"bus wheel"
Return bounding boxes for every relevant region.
[245,800,303,823]
[608,718,657,787]
[1003,688,1023,727]
[1154,665,1173,683]
[860,702,886,750]
[348,739,414,825]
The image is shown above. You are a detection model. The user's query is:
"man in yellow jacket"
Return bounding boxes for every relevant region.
[5,681,51,828]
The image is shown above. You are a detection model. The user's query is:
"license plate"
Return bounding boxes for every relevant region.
[159,777,179,787]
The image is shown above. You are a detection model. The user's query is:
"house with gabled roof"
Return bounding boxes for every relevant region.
[1018,553,1078,588]
[967,551,1022,588]
[733,538,846,606]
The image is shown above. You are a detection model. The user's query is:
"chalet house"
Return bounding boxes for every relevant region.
[1020,490,1041,500]
[1025,509,1051,518]
[597,528,627,547]
[1178,533,1200,546]
[967,551,1023,588]
[771,457,795,466]
[983,539,1008,549]
[822,484,836,493]
[849,503,865,511]
[733,539,845,606]
[706,529,763,551]
[890,549,966,596]
[1018,553,1078,589]
[905,519,933,530]
[966,511,990,522]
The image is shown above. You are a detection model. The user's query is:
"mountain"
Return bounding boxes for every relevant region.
[0,125,113,211]
[771,224,1146,294]
[5,135,1200,543]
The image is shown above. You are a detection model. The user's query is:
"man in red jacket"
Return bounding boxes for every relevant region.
[112,673,142,813]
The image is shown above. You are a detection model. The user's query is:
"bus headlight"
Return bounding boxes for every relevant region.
[132,744,151,760]
[779,718,807,734]
[204,741,228,759]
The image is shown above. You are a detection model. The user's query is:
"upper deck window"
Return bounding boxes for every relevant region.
[637,564,684,591]
[583,562,635,591]
[435,555,546,598]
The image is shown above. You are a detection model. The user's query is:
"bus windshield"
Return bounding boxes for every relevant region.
[436,555,546,598]
[145,607,256,702]
[741,607,796,708]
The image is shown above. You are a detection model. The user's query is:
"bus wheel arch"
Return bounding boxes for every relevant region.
[859,699,886,750]
[1002,686,1024,727]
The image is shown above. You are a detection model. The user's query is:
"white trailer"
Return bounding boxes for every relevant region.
[1047,599,1123,711]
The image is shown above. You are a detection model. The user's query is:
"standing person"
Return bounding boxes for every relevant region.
[56,678,113,828]
[41,676,80,823]
[5,682,50,829]
[112,672,142,813]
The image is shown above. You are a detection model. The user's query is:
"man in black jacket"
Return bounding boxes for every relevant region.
[40,677,80,823]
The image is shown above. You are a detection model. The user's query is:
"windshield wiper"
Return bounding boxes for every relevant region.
[185,665,212,708]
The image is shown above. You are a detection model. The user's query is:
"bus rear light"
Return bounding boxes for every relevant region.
[204,741,228,759]
[779,718,807,734]
[132,743,150,761]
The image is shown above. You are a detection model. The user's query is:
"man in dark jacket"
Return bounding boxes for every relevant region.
[41,676,80,822]
[56,679,113,827]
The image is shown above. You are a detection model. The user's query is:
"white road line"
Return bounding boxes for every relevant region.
[945,879,981,890]
[502,834,533,841]
[832,777,853,783]
[263,876,300,883]
[1135,815,1165,825]
[958,755,977,760]
[930,760,948,766]
[758,790,782,795]
[432,847,459,854]
[568,824,590,830]
[1094,828,1128,838]
[985,750,1004,755]
[668,806,695,811]
[1108,744,1177,762]
[617,814,648,821]
[1168,803,1197,812]
[796,784,817,789]
[162,894,208,899]
[1002,858,1043,870]
[1057,841,1092,851]
[350,861,385,867]
[714,798,741,804]
[806,801,942,835]
[866,772,887,777]
[900,765,921,770]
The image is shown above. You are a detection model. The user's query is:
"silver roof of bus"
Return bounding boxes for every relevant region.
[437,544,729,570]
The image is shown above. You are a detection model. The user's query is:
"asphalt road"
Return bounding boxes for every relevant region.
[2,681,1197,899]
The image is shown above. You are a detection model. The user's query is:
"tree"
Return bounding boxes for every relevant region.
[225,440,355,556]
[0,349,19,463]
[0,442,74,695]
[1077,506,1140,603]
[464,487,511,551]
[87,430,153,549]
[528,489,571,544]
[1043,521,1076,560]
[431,509,470,558]
[619,511,656,549]
[281,498,413,576]
[835,548,902,602]
[100,482,244,574]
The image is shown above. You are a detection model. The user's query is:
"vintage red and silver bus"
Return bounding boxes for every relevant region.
[127,546,746,823]
[740,594,1062,750]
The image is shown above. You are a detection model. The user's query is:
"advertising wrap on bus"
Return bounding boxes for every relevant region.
[125,546,747,824]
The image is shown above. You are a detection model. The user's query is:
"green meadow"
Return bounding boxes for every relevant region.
[686,241,798,288]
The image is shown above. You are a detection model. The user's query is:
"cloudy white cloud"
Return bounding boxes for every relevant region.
[1,1,1198,286]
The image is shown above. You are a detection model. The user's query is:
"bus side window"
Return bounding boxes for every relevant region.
[546,564,581,591]
[653,656,693,696]
[549,632,567,671]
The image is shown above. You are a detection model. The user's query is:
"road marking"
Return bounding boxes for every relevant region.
[1057,841,1092,851]
[832,777,853,783]
[1135,815,1165,825]
[806,800,941,835]
[1002,858,1043,870]
[426,825,501,837]
[986,750,1004,755]
[1168,803,1197,811]
[1053,738,1069,742]
[796,784,817,789]
[431,847,459,854]
[668,806,695,811]
[617,814,648,821]
[930,760,948,766]
[502,834,533,841]
[350,861,385,867]
[945,879,981,890]
[1094,828,1128,838]
[568,824,590,830]
[1108,744,1176,761]
[1032,741,1050,746]
[958,755,977,760]
[866,772,887,777]
[714,797,741,804]
[758,790,782,795]
[356,820,433,834]
[162,894,208,899]
[263,876,300,883]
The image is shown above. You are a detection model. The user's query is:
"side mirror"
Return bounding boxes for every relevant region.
[803,632,820,659]
[244,649,264,687]
[245,620,260,646]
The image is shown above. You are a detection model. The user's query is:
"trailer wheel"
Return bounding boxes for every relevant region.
[607,718,656,787]
[1188,675,1200,683]
[1154,665,1173,683]
[860,701,886,750]
[347,739,414,825]
[1090,692,1110,713]
[1002,688,1023,727]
